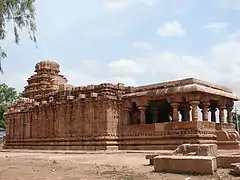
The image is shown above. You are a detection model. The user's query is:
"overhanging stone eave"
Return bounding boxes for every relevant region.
[123,84,240,101]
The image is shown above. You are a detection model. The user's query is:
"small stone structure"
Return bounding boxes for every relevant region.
[154,155,217,175]
[153,144,218,174]
[3,61,240,150]
[148,143,240,175]
[146,143,218,165]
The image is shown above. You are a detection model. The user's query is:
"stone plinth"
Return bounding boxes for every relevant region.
[119,121,217,150]
[154,155,217,175]
[216,130,240,150]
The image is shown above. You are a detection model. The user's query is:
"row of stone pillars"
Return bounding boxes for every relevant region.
[122,99,234,125]
[170,101,233,123]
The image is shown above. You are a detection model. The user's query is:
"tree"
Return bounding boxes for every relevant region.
[0,0,37,73]
[233,108,240,132]
[0,84,19,128]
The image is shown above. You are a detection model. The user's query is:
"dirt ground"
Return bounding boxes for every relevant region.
[0,151,238,180]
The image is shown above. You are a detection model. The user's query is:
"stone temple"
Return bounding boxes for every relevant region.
[3,61,240,150]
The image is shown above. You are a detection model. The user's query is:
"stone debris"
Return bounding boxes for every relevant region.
[230,163,240,176]
[174,144,218,157]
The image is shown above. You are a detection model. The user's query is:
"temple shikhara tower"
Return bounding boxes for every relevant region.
[3,61,240,150]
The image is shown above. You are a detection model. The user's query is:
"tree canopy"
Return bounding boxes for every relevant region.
[0,84,19,128]
[0,0,37,73]
[233,108,240,132]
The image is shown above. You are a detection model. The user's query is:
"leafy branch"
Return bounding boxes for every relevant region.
[0,0,37,73]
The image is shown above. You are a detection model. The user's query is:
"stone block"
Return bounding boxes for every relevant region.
[67,95,74,100]
[230,163,240,176]
[41,100,47,105]
[217,155,240,168]
[79,94,86,99]
[174,144,218,157]
[90,92,98,98]
[154,155,217,175]
[145,154,158,165]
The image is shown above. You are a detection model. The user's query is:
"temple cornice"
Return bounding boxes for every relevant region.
[122,83,240,101]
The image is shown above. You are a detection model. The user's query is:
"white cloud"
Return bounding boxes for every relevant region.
[55,41,240,96]
[132,42,152,50]
[79,60,101,73]
[108,59,145,77]
[156,20,185,37]
[218,0,240,10]
[204,22,228,32]
[227,30,240,41]
[141,41,240,95]
[64,70,98,86]
[1,72,30,92]
[104,0,156,10]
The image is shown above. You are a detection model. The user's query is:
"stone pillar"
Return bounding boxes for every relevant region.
[151,107,159,123]
[182,104,191,121]
[201,101,210,121]
[138,106,147,124]
[210,107,217,122]
[135,98,149,124]
[123,108,131,125]
[227,106,233,123]
[219,105,226,123]
[190,101,200,121]
[170,103,180,122]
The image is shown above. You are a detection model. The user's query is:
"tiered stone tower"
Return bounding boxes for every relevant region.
[22,61,67,100]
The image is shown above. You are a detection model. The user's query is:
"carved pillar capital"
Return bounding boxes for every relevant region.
[201,101,210,107]
[189,100,200,106]
[167,96,183,104]
[170,102,180,108]
[135,98,149,107]
[122,99,132,109]
[185,94,200,102]
[218,105,226,110]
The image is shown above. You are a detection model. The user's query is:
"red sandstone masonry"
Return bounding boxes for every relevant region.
[3,61,240,150]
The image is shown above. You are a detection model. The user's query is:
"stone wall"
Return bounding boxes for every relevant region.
[4,83,124,150]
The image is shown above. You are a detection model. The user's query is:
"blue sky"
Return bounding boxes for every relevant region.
[2,0,240,97]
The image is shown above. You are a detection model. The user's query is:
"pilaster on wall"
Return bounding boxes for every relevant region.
[122,99,132,125]
[105,98,121,135]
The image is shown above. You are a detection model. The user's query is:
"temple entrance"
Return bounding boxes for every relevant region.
[150,100,171,123]
[130,100,172,124]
